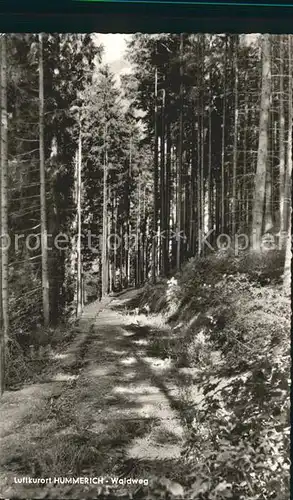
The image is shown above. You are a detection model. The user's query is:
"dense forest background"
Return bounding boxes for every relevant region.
[0,34,291,335]
[0,33,291,500]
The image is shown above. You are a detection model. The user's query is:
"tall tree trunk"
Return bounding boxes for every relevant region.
[200,35,205,248]
[0,35,6,395]
[197,123,201,255]
[119,222,123,290]
[127,142,131,286]
[184,149,190,256]
[113,194,118,291]
[152,62,158,283]
[125,135,132,288]
[76,124,82,315]
[207,71,212,234]
[232,35,239,240]
[283,36,292,290]
[190,114,196,255]
[197,35,202,255]
[136,175,141,287]
[165,115,171,273]
[39,33,50,326]
[264,162,273,232]
[251,34,271,251]
[221,36,227,233]
[141,186,146,282]
[160,89,167,276]
[279,35,286,246]
[266,37,273,237]
[215,178,220,237]
[243,70,249,230]
[108,199,113,294]
[176,34,183,270]
[101,123,108,297]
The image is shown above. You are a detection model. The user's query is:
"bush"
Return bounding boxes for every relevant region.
[146,250,290,500]
[175,254,290,500]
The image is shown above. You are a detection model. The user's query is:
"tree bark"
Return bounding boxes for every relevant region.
[197,35,202,255]
[39,33,50,325]
[207,69,212,234]
[76,124,82,315]
[251,34,271,251]
[113,193,118,291]
[190,114,196,254]
[125,135,132,288]
[176,34,183,270]
[200,35,205,249]
[279,35,286,247]
[0,35,6,395]
[1,35,9,340]
[221,36,227,233]
[160,89,167,276]
[136,174,141,287]
[101,122,108,297]
[243,70,249,230]
[283,36,292,290]
[232,35,239,240]
[152,62,158,283]
[264,162,273,233]
[165,114,171,273]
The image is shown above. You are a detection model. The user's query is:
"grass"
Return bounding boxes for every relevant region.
[5,323,80,390]
[123,311,168,331]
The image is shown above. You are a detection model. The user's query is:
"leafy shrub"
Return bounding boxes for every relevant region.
[143,250,290,500]
[176,256,290,499]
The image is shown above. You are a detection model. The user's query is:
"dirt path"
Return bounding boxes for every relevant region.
[0,291,186,498]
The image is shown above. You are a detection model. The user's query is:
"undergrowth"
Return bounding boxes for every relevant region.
[5,323,78,389]
[137,249,290,500]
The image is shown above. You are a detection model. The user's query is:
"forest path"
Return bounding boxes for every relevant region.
[76,290,185,462]
[0,290,186,498]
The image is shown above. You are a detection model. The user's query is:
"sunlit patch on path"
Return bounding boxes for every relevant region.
[0,291,186,498]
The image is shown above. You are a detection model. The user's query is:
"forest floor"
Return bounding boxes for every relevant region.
[1,254,289,500]
[0,290,190,499]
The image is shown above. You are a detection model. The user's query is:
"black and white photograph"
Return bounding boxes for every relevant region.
[0,33,291,499]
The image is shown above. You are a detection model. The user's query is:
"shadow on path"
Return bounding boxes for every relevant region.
[0,292,188,498]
